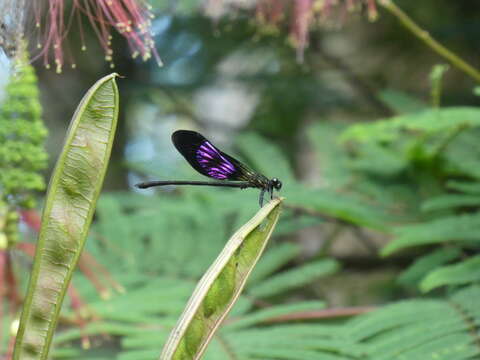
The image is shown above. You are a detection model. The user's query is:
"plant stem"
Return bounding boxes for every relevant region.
[430,64,449,108]
[264,306,377,322]
[379,0,480,83]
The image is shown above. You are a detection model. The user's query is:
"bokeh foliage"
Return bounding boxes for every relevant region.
[0,51,48,208]
[45,108,480,358]
[2,1,480,359]
[0,50,47,246]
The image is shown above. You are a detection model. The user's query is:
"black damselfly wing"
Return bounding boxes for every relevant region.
[172,130,268,187]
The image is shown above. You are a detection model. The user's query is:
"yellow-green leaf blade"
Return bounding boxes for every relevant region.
[160,198,283,360]
[13,73,120,360]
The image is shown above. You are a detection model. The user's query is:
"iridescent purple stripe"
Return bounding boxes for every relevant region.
[219,164,232,173]
[198,150,213,159]
[205,142,217,152]
[208,167,229,178]
[225,162,235,172]
[208,171,227,179]
[196,141,236,176]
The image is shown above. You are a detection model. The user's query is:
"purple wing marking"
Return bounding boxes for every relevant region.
[196,141,236,180]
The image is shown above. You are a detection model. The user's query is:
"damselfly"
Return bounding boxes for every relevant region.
[135,130,282,207]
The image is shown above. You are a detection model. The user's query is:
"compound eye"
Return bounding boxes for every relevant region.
[272,178,282,190]
[276,180,282,190]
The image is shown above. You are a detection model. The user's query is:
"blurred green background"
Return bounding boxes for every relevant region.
[1,0,480,359]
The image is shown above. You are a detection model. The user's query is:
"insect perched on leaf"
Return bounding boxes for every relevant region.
[135,130,282,207]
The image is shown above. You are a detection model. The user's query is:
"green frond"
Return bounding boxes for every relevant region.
[382,214,480,256]
[345,286,480,360]
[248,259,339,298]
[236,132,295,183]
[446,181,480,194]
[225,335,367,359]
[341,107,480,144]
[117,350,161,360]
[248,242,301,285]
[444,129,480,179]
[349,143,407,176]
[421,194,480,212]
[13,105,479,359]
[450,285,480,318]
[52,246,480,360]
[239,348,353,360]
[289,187,391,230]
[345,299,452,341]
[397,247,462,288]
[420,255,480,292]
[307,122,353,191]
[377,89,428,114]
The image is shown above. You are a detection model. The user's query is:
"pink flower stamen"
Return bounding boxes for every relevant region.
[32,0,162,73]
[253,0,380,63]
[291,0,313,63]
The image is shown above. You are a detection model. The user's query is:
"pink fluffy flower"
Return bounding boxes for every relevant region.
[255,0,378,62]
[32,0,162,72]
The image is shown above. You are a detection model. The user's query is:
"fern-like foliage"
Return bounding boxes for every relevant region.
[47,190,338,359]
[337,107,480,293]
[343,285,480,360]
[7,105,480,358]
[55,250,480,360]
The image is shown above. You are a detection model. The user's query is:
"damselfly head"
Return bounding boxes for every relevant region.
[270,178,282,191]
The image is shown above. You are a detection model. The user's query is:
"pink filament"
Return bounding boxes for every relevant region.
[33,0,161,72]
[256,0,285,26]
[291,0,313,63]
[255,0,379,63]
[366,0,378,20]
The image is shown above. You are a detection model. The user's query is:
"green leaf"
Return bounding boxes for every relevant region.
[377,89,427,114]
[450,285,480,318]
[381,214,480,256]
[248,242,301,285]
[307,122,352,190]
[13,73,120,360]
[160,198,283,360]
[446,180,480,194]
[290,187,390,230]
[237,132,295,184]
[341,107,480,143]
[421,194,480,212]
[444,129,480,179]
[348,143,407,176]
[420,255,480,292]
[345,299,455,341]
[397,247,462,288]
[346,286,480,359]
[249,259,339,298]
